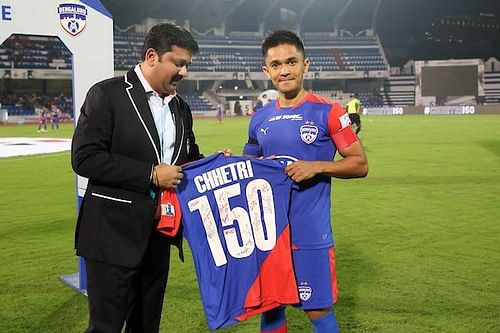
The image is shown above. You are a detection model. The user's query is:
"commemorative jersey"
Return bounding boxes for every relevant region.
[243,91,358,249]
[176,153,298,330]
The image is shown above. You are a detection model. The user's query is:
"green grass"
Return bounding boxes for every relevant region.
[0,115,499,332]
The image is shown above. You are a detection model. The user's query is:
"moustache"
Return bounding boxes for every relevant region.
[172,75,183,83]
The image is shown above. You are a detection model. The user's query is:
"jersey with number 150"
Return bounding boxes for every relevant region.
[176,153,298,330]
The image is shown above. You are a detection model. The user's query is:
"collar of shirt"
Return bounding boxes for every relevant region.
[134,64,176,104]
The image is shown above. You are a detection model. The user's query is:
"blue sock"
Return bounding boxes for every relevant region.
[260,306,287,332]
[311,311,339,333]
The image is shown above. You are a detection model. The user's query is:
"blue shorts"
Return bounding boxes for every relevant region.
[292,246,338,309]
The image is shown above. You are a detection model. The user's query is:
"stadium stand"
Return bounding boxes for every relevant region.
[0,94,73,117]
[484,72,500,104]
[182,93,216,113]
[0,35,72,70]
[113,31,143,71]
[381,75,416,106]
[359,91,384,107]
[0,14,497,113]
[0,30,388,74]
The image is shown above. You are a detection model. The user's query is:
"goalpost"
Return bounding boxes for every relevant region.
[0,0,114,295]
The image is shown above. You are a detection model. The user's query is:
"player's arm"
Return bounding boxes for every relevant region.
[243,136,261,158]
[285,103,368,182]
[285,141,367,182]
[242,118,263,158]
[243,152,260,158]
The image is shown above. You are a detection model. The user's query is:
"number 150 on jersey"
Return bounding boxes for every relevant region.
[187,179,277,267]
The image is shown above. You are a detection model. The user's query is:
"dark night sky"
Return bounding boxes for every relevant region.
[377,0,500,37]
[101,0,500,31]
[100,0,500,64]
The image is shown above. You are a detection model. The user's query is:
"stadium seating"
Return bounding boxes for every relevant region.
[0,94,73,116]
[312,90,383,108]
[114,31,143,70]
[358,91,384,107]
[181,94,216,113]
[0,35,72,70]
[381,75,416,106]
[2,104,35,116]
[0,31,388,73]
[484,72,500,104]
[5,30,495,109]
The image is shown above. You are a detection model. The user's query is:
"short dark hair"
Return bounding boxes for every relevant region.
[261,30,305,58]
[141,23,199,61]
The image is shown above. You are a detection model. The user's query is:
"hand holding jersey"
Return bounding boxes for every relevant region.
[154,163,183,189]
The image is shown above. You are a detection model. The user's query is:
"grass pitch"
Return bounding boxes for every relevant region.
[0,115,499,332]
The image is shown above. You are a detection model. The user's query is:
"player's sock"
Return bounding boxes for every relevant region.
[311,311,339,333]
[260,306,287,333]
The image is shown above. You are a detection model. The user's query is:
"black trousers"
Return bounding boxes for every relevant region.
[348,113,361,134]
[84,231,171,333]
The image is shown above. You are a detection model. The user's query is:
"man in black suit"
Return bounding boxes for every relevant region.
[71,23,203,333]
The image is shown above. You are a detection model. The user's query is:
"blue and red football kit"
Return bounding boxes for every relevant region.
[173,153,299,330]
[244,91,357,249]
[244,91,358,309]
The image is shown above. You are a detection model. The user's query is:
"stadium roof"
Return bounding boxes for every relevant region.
[101,0,500,65]
[102,0,500,34]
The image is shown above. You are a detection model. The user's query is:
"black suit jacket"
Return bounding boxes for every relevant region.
[71,68,202,268]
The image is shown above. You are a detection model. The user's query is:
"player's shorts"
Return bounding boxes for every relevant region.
[292,246,338,309]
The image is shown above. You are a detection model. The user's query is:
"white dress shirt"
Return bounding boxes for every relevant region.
[135,64,176,164]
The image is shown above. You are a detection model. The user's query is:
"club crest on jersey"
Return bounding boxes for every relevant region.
[298,282,313,302]
[58,3,88,36]
[161,202,175,217]
[300,123,318,144]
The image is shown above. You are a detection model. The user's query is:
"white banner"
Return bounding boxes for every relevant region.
[362,107,404,115]
[423,105,475,115]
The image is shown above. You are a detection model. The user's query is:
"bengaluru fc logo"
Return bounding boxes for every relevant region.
[298,282,313,302]
[300,122,318,144]
[58,3,88,36]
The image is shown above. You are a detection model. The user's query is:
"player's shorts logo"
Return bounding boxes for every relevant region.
[300,124,318,144]
[58,3,88,36]
[298,282,313,302]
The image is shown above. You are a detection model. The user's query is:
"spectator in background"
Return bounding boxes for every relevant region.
[234,100,242,116]
[51,104,60,130]
[252,98,263,114]
[0,93,73,120]
[346,93,361,134]
[37,107,48,132]
[216,102,224,124]
[243,30,368,333]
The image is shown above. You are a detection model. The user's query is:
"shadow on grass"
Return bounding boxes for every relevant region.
[364,174,498,186]
[33,293,87,333]
[478,140,500,159]
[336,244,380,332]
